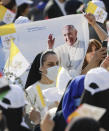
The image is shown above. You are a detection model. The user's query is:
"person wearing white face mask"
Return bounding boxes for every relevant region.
[46,65,59,82]
[25,51,61,118]
[25,51,59,88]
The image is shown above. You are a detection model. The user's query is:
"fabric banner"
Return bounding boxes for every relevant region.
[16,14,89,63]
[0,14,89,85]
[4,39,30,78]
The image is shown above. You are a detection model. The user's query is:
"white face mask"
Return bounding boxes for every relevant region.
[46,66,59,82]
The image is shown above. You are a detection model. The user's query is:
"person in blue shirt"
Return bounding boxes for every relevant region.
[62,75,85,120]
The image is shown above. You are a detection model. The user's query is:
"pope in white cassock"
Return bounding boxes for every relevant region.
[48,13,108,78]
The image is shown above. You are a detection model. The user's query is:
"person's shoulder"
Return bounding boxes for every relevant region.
[26,82,38,92]
[76,75,85,81]
[69,75,85,88]
[26,86,33,94]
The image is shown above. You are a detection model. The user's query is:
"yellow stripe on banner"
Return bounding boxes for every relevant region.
[0,5,7,21]
[9,39,19,64]
[56,66,62,88]
[0,23,16,36]
[4,39,19,69]
[36,85,46,107]
[86,1,97,14]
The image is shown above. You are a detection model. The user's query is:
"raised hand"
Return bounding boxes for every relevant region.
[84,13,96,26]
[91,47,107,64]
[101,56,109,70]
[48,34,55,49]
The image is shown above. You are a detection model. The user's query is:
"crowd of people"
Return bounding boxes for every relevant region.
[0,0,109,131]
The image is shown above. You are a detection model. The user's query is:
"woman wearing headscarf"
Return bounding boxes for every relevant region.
[25,51,59,88]
[25,51,60,118]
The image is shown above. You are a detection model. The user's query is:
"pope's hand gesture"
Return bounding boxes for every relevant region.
[48,34,55,49]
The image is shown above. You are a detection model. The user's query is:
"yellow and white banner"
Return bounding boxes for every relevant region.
[0,5,16,24]
[0,33,17,49]
[0,24,18,74]
[86,1,107,23]
[4,39,30,77]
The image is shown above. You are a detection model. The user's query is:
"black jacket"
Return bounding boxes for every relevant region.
[43,0,65,19]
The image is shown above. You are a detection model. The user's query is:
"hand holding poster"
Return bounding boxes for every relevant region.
[86,1,107,23]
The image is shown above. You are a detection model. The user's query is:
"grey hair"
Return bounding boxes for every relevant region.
[63,25,75,29]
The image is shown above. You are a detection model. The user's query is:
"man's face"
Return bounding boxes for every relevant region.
[63,25,77,46]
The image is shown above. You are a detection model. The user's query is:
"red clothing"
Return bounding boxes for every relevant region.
[0,72,3,77]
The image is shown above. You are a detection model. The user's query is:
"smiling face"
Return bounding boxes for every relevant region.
[63,25,77,46]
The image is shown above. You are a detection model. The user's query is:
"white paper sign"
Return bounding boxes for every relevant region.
[94,7,107,23]
[86,1,107,23]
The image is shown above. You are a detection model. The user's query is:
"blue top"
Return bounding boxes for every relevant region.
[62,75,85,120]
[36,1,47,10]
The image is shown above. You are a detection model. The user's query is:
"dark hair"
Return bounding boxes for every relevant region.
[0,106,23,131]
[65,0,83,15]
[67,117,100,131]
[41,51,56,67]
[5,0,16,10]
[15,3,29,19]
[82,39,102,70]
[25,51,56,88]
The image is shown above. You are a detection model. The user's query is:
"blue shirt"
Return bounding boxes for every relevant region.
[62,75,85,120]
